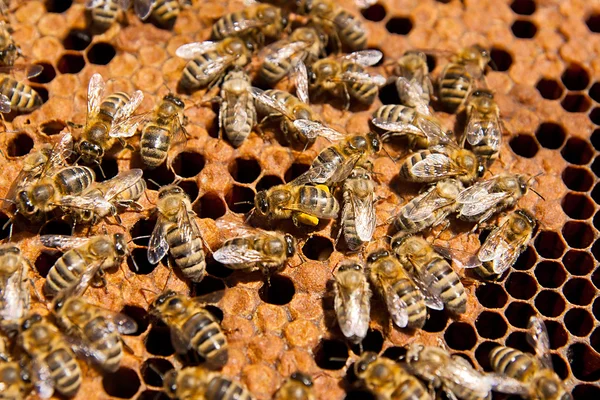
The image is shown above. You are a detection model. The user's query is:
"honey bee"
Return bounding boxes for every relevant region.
[254,182,340,227]
[308,50,386,109]
[393,51,433,115]
[0,245,30,324]
[86,0,130,33]
[0,74,43,115]
[371,104,451,150]
[176,37,252,92]
[163,366,255,400]
[218,68,256,148]
[467,209,537,280]
[398,143,484,185]
[460,89,502,166]
[339,166,376,251]
[354,351,432,400]
[149,291,228,368]
[489,316,572,400]
[17,313,81,398]
[274,372,316,400]
[75,73,145,165]
[333,261,371,344]
[136,0,191,29]
[366,249,441,329]
[52,293,138,373]
[140,93,187,168]
[41,233,129,298]
[438,45,490,113]
[0,359,32,400]
[148,185,206,282]
[391,179,463,234]
[0,22,20,68]
[390,234,467,315]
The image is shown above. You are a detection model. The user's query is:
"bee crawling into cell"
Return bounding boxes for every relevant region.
[0,244,31,327]
[162,366,256,399]
[332,260,371,344]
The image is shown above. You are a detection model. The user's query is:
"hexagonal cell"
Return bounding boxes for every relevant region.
[592,327,600,353]
[509,134,539,158]
[563,166,593,192]
[205,260,233,279]
[562,221,595,248]
[34,250,61,278]
[592,240,600,264]
[422,308,448,332]
[314,339,348,370]
[593,156,600,177]
[590,82,600,102]
[594,297,600,321]
[475,311,507,339]
[259,275,295,305]
[229,158,261,184]
[256,175,284,192]
[345,390,377,400]
[505,272,537,300]
[193,276,226,297]
[171,151,205,178]
[505,301,536,328]
[475,282,508,308]
[586,12,600,33]
[490,48,513,72]
[510,0,535,15]
[568,343,600,382]
[57,53,85,74]
[563,250,594,275]
[513,246,537,270]
[590,107,600,125]
[128,247,159,275]
[6,133,33,157]
[0,212,8,241]
[562,137,594,165]
[138,390,169,400]
[564,308,594,337]
[534,290,566,317]
[561,64,591,91]
[196,193,226,220]
[45,0,72,13]
[563,277,596,306]
[535,122,566,150]
[302,236,333,261]
[386,16,413,35]
[140,358,174,387]
[474,341,498,372]
[444,322,477,351]
[362,329,384,354]
[561,93,592,113]
[535,79,564,101]
[573,385,600,400]
[145,325,175,356]
[562,192,595,220]
[594,212,600,231]
[361,3,386,22]
[505,331,533,353]
[40,120,67,136]
[39,220,71,236]
[63,29,92,50]
[284,162,310,183]
[225,185,255,214]
[378,82,401,105]
[102,367,141,398]
[544,319,569,349]
[143,162,175,187]
[511,19,537,38]
[29,62,56,84]
[87,42,116,65]
[534,261,567,289]
[119,305,149,336]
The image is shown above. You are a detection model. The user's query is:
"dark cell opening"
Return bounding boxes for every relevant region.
[509,134,539,158]
[563,250,594,275]
[563,277,596,306]
[535,290,566,317]
[87,42,116,65]
[0,213,9,240]
[551,354,570,380]
[225,185,255,214]
[505,272,538,300]
[565,308,594,337]
[34,251,61,278]
[590,82,600,102]
[475,311,507,339]
[285,163,310,183]
[562,137,594,165]
[475,283,508,308]
[544,319,568,349]
[505,301,535,328]
[490,48,513,71]
[63,29,92,51]
[510,0,536,15]
[562,221,594,248]
[145,325,175,356]
[141,358,174,387]
[381,346,407,361]
[256,175,284,192]
[127,247,159,275]
[345,390,377,400]
[119,305,149,336]
[573,385,600,400]
[197,193,226,220]
[562,64,590,91]
[590,107,600,125]
[592,327,600,353]
[535,79,564,101]
[561,93,592,113]
[259,274,295,305]
[40,120,67,136]
[177,180,199,203]
[595,212,600,231]
[137,390,170,400]
[351,329,384,355]
[426,54,436,72]
[513,246,537,270]
[57,53,85,74]
[386,16,413,35]
[563,167,593,192]
[302,236,334,261]
[29,63,56,84]
[171,151,205,178]
[229,158,261,184]
[593,157,600,178]
[7,133,33,157]
[204,305,224,323]
[474,341,498,372]
[143,162,175,187]
[206,260,234,278]
[192,276,225,297]
[587,13,600,33]
[102,367,141,399]
[444,322,477,351]
[478,229,491,244]
[361,3,386,22]
[534,231,565,259]
[130,217,156,247]
[595,297,600,320]
[423,308,449,332]
[378,82,401,105]
[506,331,533,354]
[534,261,567,288]
[93,157,119,182]
[568,343,600,382]
[314,339,348,370]
[40,220,72,236]
[45,0,72,13]
[511,19,537,38]
[31,85,48,104]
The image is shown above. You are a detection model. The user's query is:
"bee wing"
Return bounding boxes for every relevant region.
[213,243,270,265]
[293,58,310,104]
[231,94,250,133]
[55,193,112,215]
[0,266,29,321]
[195,56,234,82]
[478,223,527,275]
[456,178,498,204]
[32,359,54,399]
[342,50,383,66]
[293,152,360,186]
[85,0,104,8]
[148,216,169,264]
[402,187,455,223]
[175,41,219,59]
[341,70,386,87]
[415,115,451,145]
[527,316,554,369]
[87,73,105,124]
[40,132,74,177]
[176,202,202,249]
[65,333,109,369]
[108,90,145,138]
[483,373,531,396]
[250,87,294,119]
[372,117,424,137]
[467,117,502,150]
[350,191,376,242]
[265,41,307,66]
[409,152,463,179]
[458,192,507,218]
[93,169,144,201]
[292,119,345,141]
[383,281,409,328]
[218,18,266,37]
[169,325,193,354]
[120,0,132,8]
[133,0,155,20]
[0,93,10,113]
[39,235,91,250]
[354,0,377,8]
[334,278,371,341]
[107,311,139,335]
[396,77,430,115]
[433,358,493,398]
[409,272,444,310]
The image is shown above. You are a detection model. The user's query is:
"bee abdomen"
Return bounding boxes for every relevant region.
[44,250,87,296]
[426,259,467,314]
[260,58,291,85]
[54,166,95,195]
[334,12,367,50]
[399,151,431,182]
[180,53,218,91]
[0,77,42,113]
[393,376,429,400]
[440,64,471,112]
[90,0,119,32]
[374,104,414,123]
[84,317,123,372]
[99,92,130,120]
[45,348,82,397]
[476,262,500,281]
[489,347,534,381]
[141,124,171,167]
[166,224,206,281]
[151,0,180,28]
[206,376,254,400]
[394,278,426,328]
[298,186,339,218]
[185,312,228,368]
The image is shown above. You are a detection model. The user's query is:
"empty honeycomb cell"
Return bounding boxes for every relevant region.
[205,260,234,278]
[378,82,401,105]
[259,275,295,305]
[511,19,537,38]
[562,192,595,220]
[284,162,310,183]
[87,42,117,65]
[535,79,564,101]
[562,137,594,165]
[193,275,226,296]
[226,185,255,214]
[562,221,595,248]
[177,180,199,203]
[592,327,600,353]
[586,12,600,33]
[593,266,600,290]
[45,0,72,13]
[574,385,600,400]
[385,16,413,35]
[171,151,205,178]
[534,230,565,258]
[562,250,594,275]
[562,166,593,192]
[422,308,449,332]
[29,62,56,84]
[360,3,386,22]
[562,278,596,306]
[505,272,537,300]
[196,193,226,220]
[345,390,377,400]
[229,158,261,184]
[119,305,149,336]
[302,236,334,261]
[256,175,284,192]
[593,156,600,177]
[474,341,497,372]
[144,162,175,186]
[561,64,591,91]
[594,212,600,231]
[128,247,160,275]
[564,308,594,337]
[31,85,49,104]
[490,48,513,72]
[0,213,9,241]
[505,331,533,353]
[63,28,92,51]
[535,290,566,317]
[102,367,141,399]
[131,218,156,246]
[39,219,71,237]
[39,120,67,136]
[145,325,175,356]
[475,282,508,308]
[313,339,348,370]
[568,343,600,382]
[513,246,537,270]
[57,52,85,74]
[544,319,569,349]
[6,133,33,157]
[138,390,169,400]
[510,0,535,15]
[380,346,406,361]
[359,329,384,354]
[34,250,61,278]
[140,358,174,387]
[509,134,539,158]
[444,322,477,351]
[561,93,592,113]
[590,107,600,125]
[93,157,119,182]
[504,301,536,329]
[475,311,507,339]
[590,82,600,103]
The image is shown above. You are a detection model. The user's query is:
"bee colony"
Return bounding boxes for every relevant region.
[0,0,598,399]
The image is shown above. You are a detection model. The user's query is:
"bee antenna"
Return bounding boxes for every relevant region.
[96,162,106,180]
[147,179,162,189]
[244,208,256,225]
[139,288,159,306]
[530,188,545,201]
[233,201,253,205]
[488,58,498,71]
[381,145,397,165]
[128,235,151,243]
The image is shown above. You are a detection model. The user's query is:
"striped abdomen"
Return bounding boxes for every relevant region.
[212,10,251,40]
[374,104,416,124]
[179,51,220,91]
[489,347,537,382]
[44,249,88,297]
[399,151,436,182]
[260,44,293,85]
[166,222,206,282]
[439,63,472,113]
[0,76,42,113]
[206,376,255,400]
[89,0,119,32]
[140,123,170,168]
[296,186,339,218]
[115,177,146,203]
[344,62,378,104]
[313,146,344,173]
[424,258,466,314]
[151,0,181,29]
[54,166,95,196]
[393,196,440,233]
[84,316,123,372]
[184,311,228,368]
[222,90,256,148]
[334,11,367,50]
[392,376,431,400]
[99,92,130,121]
[342,190,362,251]
[392,278,426,328]
[45,348,82,397]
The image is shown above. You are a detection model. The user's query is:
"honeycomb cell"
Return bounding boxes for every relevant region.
[505,272,537,300]
[119,305,149,336]
[444,322,477,351]
[259,275,295,305]
[490,48,513,72]
[562,250,594,275]
[593,156,600,177]
[535,79,564,101]
[87,42,116,65]
[475,282,508,308]
[586,13,600,33]
[513,246,537,271]
[229,158,261,184]
[171,151,205,178]
[177,180,199,203]
[562,192,595,220]
[590,108,600,126]
[93,158,119,182]
[226,185,255,214]
[197,193,226,220]
[562,137,594,165]
[535,122,566,149]
[128,248,159,275]
[564,308,594,337]
[592,327,600,353]
[39,219,71,236]
[0,213,8,241]
[130,217,156,246]
[386,16,413,35]
[63,29,92,50]
[7,133,33,157]
[378,82,401,105]
[562,221,595,248]
[590,82,600,103]
[505,331,533,353]
[511,19,537,38]
[140,358,174,387]
[284,162,310,183]
[40,120,67,136]
[562,166,593,192]
[505,301,536,329]
[552,354,570,380]
[57,53,85,74]
[509,134,539,158]
[361,329,384,354]
[568,343,600,382]
[544,319,569,349]
[561,64,591,91]
[302,236,333,261]
[314,339,348,370]
[256,175,284,192]
[206,260,234,279]
[534,230,565,259]
[475,311,507,339]
[593,266,600,290]
[29,62,56,84]
[34,250,61,278]
[561,93,592,113]
[422,308,448,332]
[102,367,141,399]
[594,212,600,231]
[345,390,377,400]
[138,391,170,400]
[360,3,386,22]
[474,341,497,372]
[145,325,175,356]
[193,276,225,297]
[573,385,600,400]
[45,0,72,13]
[534,290,566,317]
[534,261,567,288]
[563,277,596,306]
[510,0,535,15]
[143,162,175,186]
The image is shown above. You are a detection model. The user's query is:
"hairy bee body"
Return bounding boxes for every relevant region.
[310,58,380,105]
[301,0,366,51]
[462,89,502,167]
[394,51,432,111]
[150,0,190,29]
[0,22,18,67]
[0,76,42,114]
[163,367,255,400]
[0,361,30,400]
[274,372,316,400]
[0,245,30,323]
[333,261,371,343]
[220,69,256,147]
[256,89,315,145]
[341,167,376,250]
[344,60,379,104]
[398,146,482,184]
[88,0,120,33]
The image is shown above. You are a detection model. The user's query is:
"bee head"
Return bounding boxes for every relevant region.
[290,371,313,387]
[367,132,381,152]
[76,140,103,163]
[152,290,178,309]
[515,209,537,229]
[354,352,378,376]
[284,234,296,258]
[476,162,486,178]
[162,370,178,397]
[390,233,410,250]
[17,191,36,215]
[254,191,270,216]
[114,233,128,257]
[21,313,42,331]
[165,94,185,109]
[366,249,388,264]
[158,185,184,199]
[338,262,362,273]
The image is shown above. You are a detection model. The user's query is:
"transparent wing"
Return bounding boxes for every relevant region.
[383,281,409,328]
[343,50,383,66]
[92,169,144,201]
[294,153,360,186]
[176,41,220,59]
[292,119,345,141]
[415,116,450,145]
[467,117,502,150]
[293,58,310,104]
[108,90,145,138]
[483,373,530,396]
[458,192,507,218]
[87,73,105,123]
[0,93,10,113]
[350,191,376,242]
[213,244,268,265]
[334,277,370,340]
[107,311,138,335]
[65,333,109,369]
[176,202,202,250]
[39,235,91,250]
[40,132,74,177]
[147,217,169,264]
[265,41,307,66]
[342,70,386,86]
[372,117,424,137]
[435,358,493,398]
[354,0,377,8]
[54,193,112,215]
[169,325,192,354]
[0,64,43,79]
[456,178,499,204]
[396,77,430,115]
[85,0,104,8]
[478,223,529,275]
[402,187,456,223]
[231,94,249,133]
[194,56,233,82]
[0,266,29,321]
[250,87,293,119]
[32,359,54,399]
[119,0,132,8]
[216,17,266,37]
[527,316,554,369]
[410,153,463,179]
[133,0,155,19]
[410,273,444,310]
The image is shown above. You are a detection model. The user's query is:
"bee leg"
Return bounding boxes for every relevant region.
[443,388,459,400]
[342,84,351,111]
[121,338,135,354]
[432,220,451,240]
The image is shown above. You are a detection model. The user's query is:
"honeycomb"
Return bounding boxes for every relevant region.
[1,0,600,399]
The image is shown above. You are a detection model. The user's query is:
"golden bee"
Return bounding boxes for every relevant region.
[17,313,81,398]
[274,372,316,400]
[0,22,19,68]
[468,209,537,280]
[41,233,129,298]
[0,245,30,324]
[460,89,502,166]
[391,178,463,234]
[85,0,129,33]
[75,73,145,165]
[339,166,376,251]
[134,0,191,29]
[354,351,432,400]
[333,261,371,344]
[392,51,433,115]
[140,93,187,168]
[438,45,490,113]
[149,291,228,368]
[176,37,252,92]
[0,359,31,400]
[254,182,340,227]
[163,366,255,400]
[0,73,43,115]
[390,234,467,315]
[489,316,572,400]
[218,68,256,148]
[148,185,206,282]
